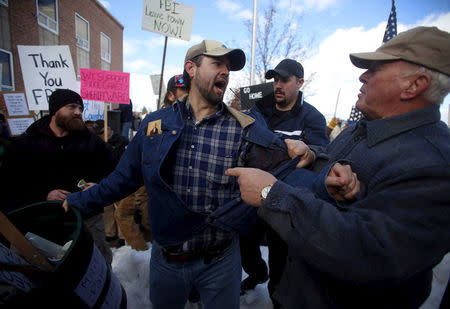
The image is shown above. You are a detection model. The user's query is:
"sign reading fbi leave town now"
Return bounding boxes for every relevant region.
[17,45,78,111]
[141,0,195,41]
[80,68,130,104]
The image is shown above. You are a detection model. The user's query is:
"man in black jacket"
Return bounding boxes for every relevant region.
[0,89,115,264]
[241,59,329,307]
[252,59,329,145]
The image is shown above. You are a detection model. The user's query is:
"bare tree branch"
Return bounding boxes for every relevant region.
[243,0,315,86]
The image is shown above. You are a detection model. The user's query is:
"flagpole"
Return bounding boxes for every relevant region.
[333,88,341,118]
[250,0,258,85]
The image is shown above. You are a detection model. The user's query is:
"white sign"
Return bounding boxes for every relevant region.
[83,100,104,121]
[141,0,195,41]
[7,117,34,136]
[17,45,79,111]
[3,93,29,116]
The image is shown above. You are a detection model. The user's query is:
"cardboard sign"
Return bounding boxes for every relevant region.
[83,100,105,121]
[142,0,195,41]
[80,68,130,104]
[17,45,78,111]
[7,117,35,136]
[239,82,274,110]
[3,93,29,116]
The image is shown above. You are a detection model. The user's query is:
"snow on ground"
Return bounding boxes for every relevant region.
[112,244,450,309]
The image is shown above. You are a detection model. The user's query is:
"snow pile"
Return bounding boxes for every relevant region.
[111,243,449,309]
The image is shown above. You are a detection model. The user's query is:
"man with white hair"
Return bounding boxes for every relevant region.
[227,26,450,308]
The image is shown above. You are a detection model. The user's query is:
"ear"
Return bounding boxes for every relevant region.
[401,73,431,100]
[185,61,196,79]
[297,78,305,88]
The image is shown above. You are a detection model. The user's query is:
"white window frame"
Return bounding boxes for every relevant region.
[100,32,111,63]
[0,48,14,91]
[75,13,90,52]
[36,0,58,35]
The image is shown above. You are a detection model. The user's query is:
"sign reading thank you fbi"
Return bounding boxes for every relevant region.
[17,45,78,111]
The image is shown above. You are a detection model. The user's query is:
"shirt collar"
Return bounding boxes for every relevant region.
[363,105,441,147]
[175,96,256,128]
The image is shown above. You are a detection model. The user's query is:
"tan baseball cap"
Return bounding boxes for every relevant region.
[350,26,450,76]
[184,40,246,71]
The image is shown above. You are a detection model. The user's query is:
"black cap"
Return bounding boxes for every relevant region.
[167,74,186,92]
[48,89,83,115]
[265,59,304,79]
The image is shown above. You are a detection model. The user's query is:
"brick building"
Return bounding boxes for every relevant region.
[0,0,123,93]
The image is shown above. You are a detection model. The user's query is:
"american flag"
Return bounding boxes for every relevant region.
[383,0,397,43]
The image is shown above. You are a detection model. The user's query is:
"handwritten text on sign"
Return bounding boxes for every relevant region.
[141,0,195,41]
[80,69,130,104]
[17,45,78,111]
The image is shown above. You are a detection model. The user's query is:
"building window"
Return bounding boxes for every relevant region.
[101,32,111,71]
[0,48,14,91]
[0,3,11,51]
[37,0,58,34]
[75,14,90,75]
[76,14,89,51]
[39,27,58,45]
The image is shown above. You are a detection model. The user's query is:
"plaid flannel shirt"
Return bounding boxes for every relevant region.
[166,101,245,251]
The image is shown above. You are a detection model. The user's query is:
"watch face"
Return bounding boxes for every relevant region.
[261,185,272,199]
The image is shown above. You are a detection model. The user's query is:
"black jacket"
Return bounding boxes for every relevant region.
[0,116,115,216]
[252,91,329,146]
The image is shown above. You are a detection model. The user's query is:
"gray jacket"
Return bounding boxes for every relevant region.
[259,105,450,308]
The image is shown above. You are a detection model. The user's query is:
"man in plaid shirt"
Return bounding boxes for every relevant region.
[65,39,358,308]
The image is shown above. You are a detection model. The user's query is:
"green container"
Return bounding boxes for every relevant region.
[2,201,127,309]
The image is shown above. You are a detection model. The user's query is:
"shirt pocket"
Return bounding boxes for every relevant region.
[142,127,175,164]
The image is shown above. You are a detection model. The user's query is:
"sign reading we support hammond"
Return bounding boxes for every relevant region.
[17,45,78,111]
[80,68,130,104]
[141,0,195,41]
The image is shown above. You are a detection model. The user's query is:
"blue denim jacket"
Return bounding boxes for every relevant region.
[68,99,325,246]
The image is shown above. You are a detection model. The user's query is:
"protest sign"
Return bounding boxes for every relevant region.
[80,68,130,104]
[3,93,29,116]
[239,82,274,110]
[7,118,35,136]
[0,91,34,136]
[83,100,105,121]
[141,0,195,41]
[17,45,78,111]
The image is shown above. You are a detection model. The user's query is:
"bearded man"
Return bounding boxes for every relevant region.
[240,58,329,306]
[0,89,115,264]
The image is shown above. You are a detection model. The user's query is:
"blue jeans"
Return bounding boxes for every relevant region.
[149,237,241,309]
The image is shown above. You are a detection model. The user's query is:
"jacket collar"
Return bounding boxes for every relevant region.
[174,95,255,129]
[357,105,441,147]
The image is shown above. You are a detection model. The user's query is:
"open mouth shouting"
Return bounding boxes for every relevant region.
[214,79,227,96]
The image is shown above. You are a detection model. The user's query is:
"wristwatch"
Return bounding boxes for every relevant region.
[261,184,273,202]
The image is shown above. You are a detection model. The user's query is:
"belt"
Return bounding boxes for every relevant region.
[161,239,232,264]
